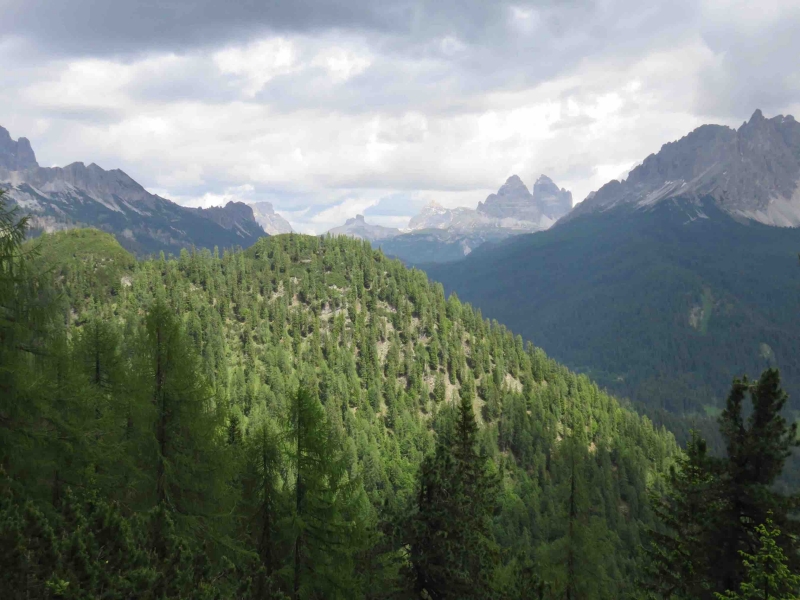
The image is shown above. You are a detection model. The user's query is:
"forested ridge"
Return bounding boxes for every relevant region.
[425,199,800,417]
[2,193,798,599]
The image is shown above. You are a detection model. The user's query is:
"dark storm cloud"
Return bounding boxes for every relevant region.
[1,0,524,56]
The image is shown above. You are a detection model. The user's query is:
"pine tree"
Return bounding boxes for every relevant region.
[135,298,230,518]
[715,370,800,592]
[716,515,800,600]
[644,432,722,599]
[410,394,501,599]
[241,419,285,595]
[286,386,364,599]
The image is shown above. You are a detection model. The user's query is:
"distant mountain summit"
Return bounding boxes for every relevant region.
[0,126,266,254]
[0,127,38,172]
[328,214,400,242]
[249,201,293,235]
[569,109,800,226]
[329,174,573,263]
[477,174,572,227]
[532,174,574,219]
[389,174,571,263]
[408,201,494,231]
[411,174,572,233]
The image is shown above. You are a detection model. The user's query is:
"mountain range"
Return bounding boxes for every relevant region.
[2,123,576,263]
[425,109,800,419]
[328,174,573,263]
[0,126,269,254]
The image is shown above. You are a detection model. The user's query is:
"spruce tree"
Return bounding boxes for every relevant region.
[644,433,721,599]
[286,386,363,599]
[410,394,500,599]
[716,515,800,600]
[715,370,800,592]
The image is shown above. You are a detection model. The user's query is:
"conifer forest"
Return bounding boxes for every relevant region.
[3,191,800,599]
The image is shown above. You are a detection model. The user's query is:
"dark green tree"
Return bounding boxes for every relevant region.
[644,432,722,599]
[716,515,800,600]
[410,394,501,599]
[286,386,365,599]
[715,370,800,592]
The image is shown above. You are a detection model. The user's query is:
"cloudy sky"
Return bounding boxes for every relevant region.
[1,0,799,233]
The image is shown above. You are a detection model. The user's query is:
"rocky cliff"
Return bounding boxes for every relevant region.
[569,109,800,226]
[0,126,265,254]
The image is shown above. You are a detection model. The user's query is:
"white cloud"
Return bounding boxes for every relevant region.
[214,38,297,97]
[1,0,798,235]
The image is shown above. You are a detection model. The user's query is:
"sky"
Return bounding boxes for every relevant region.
[1,0,799,234]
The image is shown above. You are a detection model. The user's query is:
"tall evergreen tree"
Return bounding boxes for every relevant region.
[134,298,229,518]
[715,370,800,592]
[644,433,722,599]
[286,386,364,599]
[646,370,800,598]
[410,394,501,599]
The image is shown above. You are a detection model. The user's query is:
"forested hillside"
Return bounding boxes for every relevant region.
[0,192,679,598]
[426,199,800,417]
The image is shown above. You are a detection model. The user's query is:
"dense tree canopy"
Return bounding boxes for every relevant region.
[0,206,680,598]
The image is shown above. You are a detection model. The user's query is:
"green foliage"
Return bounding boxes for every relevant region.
[409,395,501,599]
[715,516,800,600]
[0,225,678,598]
[426,200,800,417]
[644,433,721,599]
[645,370,800,599]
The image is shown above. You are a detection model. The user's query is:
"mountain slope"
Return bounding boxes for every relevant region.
[569,109,800,225]
[0,126,266,254]
[7,224,677,597]
[426,110,800,415]
[426,196,800,415]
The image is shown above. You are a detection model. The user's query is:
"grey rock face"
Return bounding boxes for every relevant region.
[412,174,572,234]
[328,214,401,242]
[532,175,573,220]
[477,175,541,222]
[0,126,39,172]
[188,201,264,240]
[409,202,495,231]
[392,174,573,262]
[569,110,800,227]
[250,201,293,235]
[0,126,265,254]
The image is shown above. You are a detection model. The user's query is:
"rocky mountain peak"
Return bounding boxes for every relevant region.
[569,109,800,227]
[329,214,400,242]
[0,126,266,253]
[0,126,39,172]
[499,174,529,194]
[189,201,264,237]
[249,202,293,235]
[477,173,572,224]
[533,174,573,217]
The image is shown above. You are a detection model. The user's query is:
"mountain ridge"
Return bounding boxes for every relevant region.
[567,109,800,227]
[0,125,267,254]
[424,109,800,420]
[328,174,573,263]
